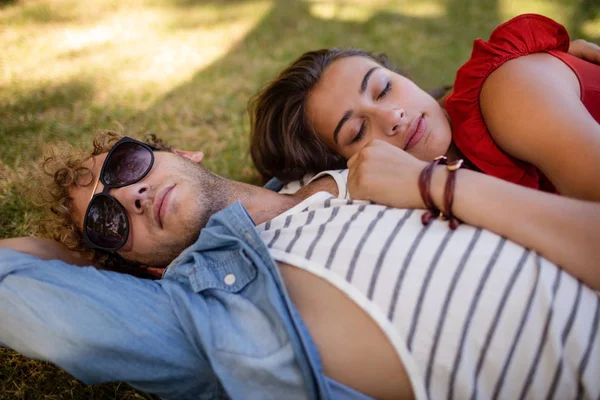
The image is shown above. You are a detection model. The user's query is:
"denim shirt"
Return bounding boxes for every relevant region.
[0,202,373,400]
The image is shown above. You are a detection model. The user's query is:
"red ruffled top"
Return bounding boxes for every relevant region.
[445,14,600,192]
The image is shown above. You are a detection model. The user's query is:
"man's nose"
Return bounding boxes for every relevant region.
[110,183,151,215]
[374,106,405,137]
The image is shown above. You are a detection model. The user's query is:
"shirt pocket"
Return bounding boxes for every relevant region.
[189,249,289,357]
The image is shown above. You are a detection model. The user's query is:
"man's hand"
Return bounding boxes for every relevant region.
[568,39,600,65]
[347,140,428,209]
[0,237,95,266]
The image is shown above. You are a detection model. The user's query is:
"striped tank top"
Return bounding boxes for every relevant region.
[258,170,600,400]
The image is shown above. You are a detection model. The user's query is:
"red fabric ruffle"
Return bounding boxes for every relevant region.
[445,14,570,190]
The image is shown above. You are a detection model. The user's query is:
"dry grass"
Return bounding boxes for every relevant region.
[0,0,598,398]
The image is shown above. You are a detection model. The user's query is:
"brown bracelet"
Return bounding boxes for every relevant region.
[418,156,446,225]
[442,159,464,230]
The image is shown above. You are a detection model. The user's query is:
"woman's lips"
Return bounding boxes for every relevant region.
[404,115,426,151]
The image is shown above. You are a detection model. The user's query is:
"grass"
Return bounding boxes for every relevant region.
[0,0,598,398]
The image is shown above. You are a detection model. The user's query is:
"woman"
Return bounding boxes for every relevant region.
[250,14,599,195]
[249,14,600,289]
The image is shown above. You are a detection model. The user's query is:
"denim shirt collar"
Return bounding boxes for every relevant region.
[162,201,257,289]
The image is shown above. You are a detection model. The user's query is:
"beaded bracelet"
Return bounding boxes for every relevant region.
[418,156,464,229]
[442,159,464,230]
[418,155,446,225]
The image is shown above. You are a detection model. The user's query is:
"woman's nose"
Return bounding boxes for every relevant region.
[111,183,150,215]
[376,107,405,137]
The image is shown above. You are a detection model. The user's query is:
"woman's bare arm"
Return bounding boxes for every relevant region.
[347,141,600,291]
[480,52,600,201]
[569,39,600,65]
[431,167,600,290]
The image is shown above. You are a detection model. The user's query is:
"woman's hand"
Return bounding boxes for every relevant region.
[568,39,600,65]
[347,140,428,209]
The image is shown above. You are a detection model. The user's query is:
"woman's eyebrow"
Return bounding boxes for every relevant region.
[334,110,352,144]
[360,67,380,94]
[333,66,380,144]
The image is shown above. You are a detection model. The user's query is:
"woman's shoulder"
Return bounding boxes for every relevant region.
[480,52,581,103]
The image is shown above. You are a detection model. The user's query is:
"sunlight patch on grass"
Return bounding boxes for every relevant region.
[499,0,574,25]
[307,0,386,22]
[1,0,273,110]
[581,18,600,37]
[387,0,444,18]
[307,0,443,22]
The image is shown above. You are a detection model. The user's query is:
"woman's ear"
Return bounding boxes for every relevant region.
[174,149,204,163]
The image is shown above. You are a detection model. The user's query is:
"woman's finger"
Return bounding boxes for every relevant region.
[347,152,359,169]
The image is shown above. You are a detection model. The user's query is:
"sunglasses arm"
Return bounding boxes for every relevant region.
[87,175,102,206]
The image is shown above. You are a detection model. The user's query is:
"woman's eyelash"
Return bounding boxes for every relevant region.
[377,81,392,100]
[351,122,366,144]
[349,81,390,144]
[348,81,390,144]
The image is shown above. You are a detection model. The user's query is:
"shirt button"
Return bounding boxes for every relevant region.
[244,231,255,244]
[224,274,236,286]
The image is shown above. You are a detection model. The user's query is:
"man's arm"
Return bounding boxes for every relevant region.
[0,238,165,278]
[0,237,95,266]
[0,249,211,399]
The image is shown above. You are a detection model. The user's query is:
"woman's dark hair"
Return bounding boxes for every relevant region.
[249,48,404,183]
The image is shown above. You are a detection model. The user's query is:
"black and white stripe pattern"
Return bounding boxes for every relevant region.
[258,174,600,400]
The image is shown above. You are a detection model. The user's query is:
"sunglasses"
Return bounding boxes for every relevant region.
[83,137,158,251]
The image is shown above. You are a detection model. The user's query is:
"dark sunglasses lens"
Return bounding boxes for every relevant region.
[103,142,152,186]
[85,196,128,249]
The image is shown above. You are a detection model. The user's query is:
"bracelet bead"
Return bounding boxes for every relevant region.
[418,156,446,225]
[418,156,464,230]
[442,159,464,230]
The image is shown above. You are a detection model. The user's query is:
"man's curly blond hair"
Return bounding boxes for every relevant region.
[36,130,172,278]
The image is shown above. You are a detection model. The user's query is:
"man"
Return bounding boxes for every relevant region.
[1,132,598,400]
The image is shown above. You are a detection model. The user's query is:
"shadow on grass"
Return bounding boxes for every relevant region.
[0,0,17,8]
[0,79,95,166]
[2,1,77,23]
[0,348,158,400]
[2,79,94,114]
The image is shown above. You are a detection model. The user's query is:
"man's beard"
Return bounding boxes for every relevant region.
[155,159,230,266]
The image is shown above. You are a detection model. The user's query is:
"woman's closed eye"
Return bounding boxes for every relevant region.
[351,121,367,144]
[348,80,391,145]
[376,81,392,100]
